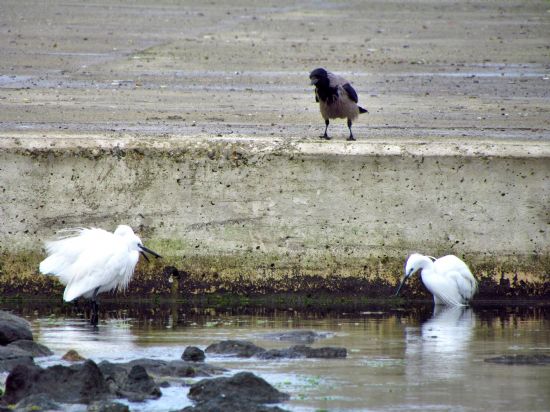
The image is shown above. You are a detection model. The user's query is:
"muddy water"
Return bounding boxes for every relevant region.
[6,302,550,411]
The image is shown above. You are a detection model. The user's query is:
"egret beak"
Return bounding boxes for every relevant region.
[139,245,162,262]
[394,276,407,297]
[140,251,150,262]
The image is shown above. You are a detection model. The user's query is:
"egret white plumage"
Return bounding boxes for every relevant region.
[395,253,478,306]
[39,225,161,325]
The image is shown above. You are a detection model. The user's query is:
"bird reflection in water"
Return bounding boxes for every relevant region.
[405,306,475,381]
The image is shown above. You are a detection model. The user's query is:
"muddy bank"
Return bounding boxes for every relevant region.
[0,250,549,300]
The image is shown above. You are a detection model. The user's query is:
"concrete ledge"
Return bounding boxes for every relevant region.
[0,134,549,295]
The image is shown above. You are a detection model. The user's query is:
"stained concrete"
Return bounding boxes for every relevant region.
[0,0,549,293]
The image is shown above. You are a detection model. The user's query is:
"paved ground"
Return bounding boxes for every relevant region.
[1,0,549,142]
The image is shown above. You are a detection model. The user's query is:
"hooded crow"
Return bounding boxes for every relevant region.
[309,68,368,141]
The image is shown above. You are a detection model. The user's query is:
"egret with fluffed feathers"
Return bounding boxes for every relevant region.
[39,225,161,325]
[395,253,478,306]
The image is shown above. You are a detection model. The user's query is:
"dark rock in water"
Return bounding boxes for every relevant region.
[0,345,34,373]
[123,365,161,401]
[99,358,225,380]
[182,346,205,362]
[484,354,550,365]
[62,349,85,362]
[256,348,302,360]
[298,345,347,359]
[188,371,289,405]
[204,339,346,360]
[87,400,130,412]
[257,345,347,360]
[126,358,225,377]
[0,311,33,345]
[3,359,109,405]
[98,362,161,402]
[261,330,330,344]
[205,340,266,358]
[180,397,289,411]
[12,393,62,411]
[7,340,53,357]
[97,361,128,394]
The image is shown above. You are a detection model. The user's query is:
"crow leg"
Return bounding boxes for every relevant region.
[321,119,331,140]
[347,119,356,141]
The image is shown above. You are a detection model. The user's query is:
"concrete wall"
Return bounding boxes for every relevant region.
[0,135,549,288]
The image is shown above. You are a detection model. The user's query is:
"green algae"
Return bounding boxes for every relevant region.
[1,248,548,300]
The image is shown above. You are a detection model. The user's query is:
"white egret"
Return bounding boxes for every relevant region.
[395,253,478,306]
[39,225,161,325]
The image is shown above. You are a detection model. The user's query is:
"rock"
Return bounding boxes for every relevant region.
[7,340,53,357]
[12,393,62,411]
[180,398,289,411]
[123,365,161,401]
[256,345,346,360]
[0,311,33,345]
[98,362,161,402]
[204,340,346,360]
[3,360,110,405]
[205,340,266,358]
[99,358,225,379]
[260,330,330,344]
[182,346,205,362]
[62,349,85,361]
[0,345,34,372]
[484,354,550,365]
[188,371,289,405]
[87,400,130,412]
[256,348,301,360]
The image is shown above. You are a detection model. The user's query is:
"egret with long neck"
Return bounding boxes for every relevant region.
[395,253,477,306]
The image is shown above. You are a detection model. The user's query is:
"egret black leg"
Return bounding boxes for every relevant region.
[321,119,331,140]
[347,119,356,141]
[90,287,100,326]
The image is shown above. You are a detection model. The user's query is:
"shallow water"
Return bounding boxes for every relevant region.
[3,302,550,411]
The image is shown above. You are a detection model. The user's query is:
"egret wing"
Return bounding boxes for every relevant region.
[423,272,465,306]
[434,255,477,300]
[63,240,138,302]
[40,228,113,284]
[449,269,477,302]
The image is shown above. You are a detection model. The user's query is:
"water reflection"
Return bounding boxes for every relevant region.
[36,318,139,363]
[405,306,474,381]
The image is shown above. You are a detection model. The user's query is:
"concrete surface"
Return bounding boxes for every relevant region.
[0,0,549,293]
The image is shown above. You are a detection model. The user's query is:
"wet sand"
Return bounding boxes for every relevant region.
[1,0,549,141]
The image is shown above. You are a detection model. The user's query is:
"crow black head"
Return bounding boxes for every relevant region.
[309,68,329,86]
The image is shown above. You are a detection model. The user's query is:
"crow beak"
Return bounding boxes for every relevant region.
[139,245,162,262]
[310,77,317,85]
[394,276,407,297]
